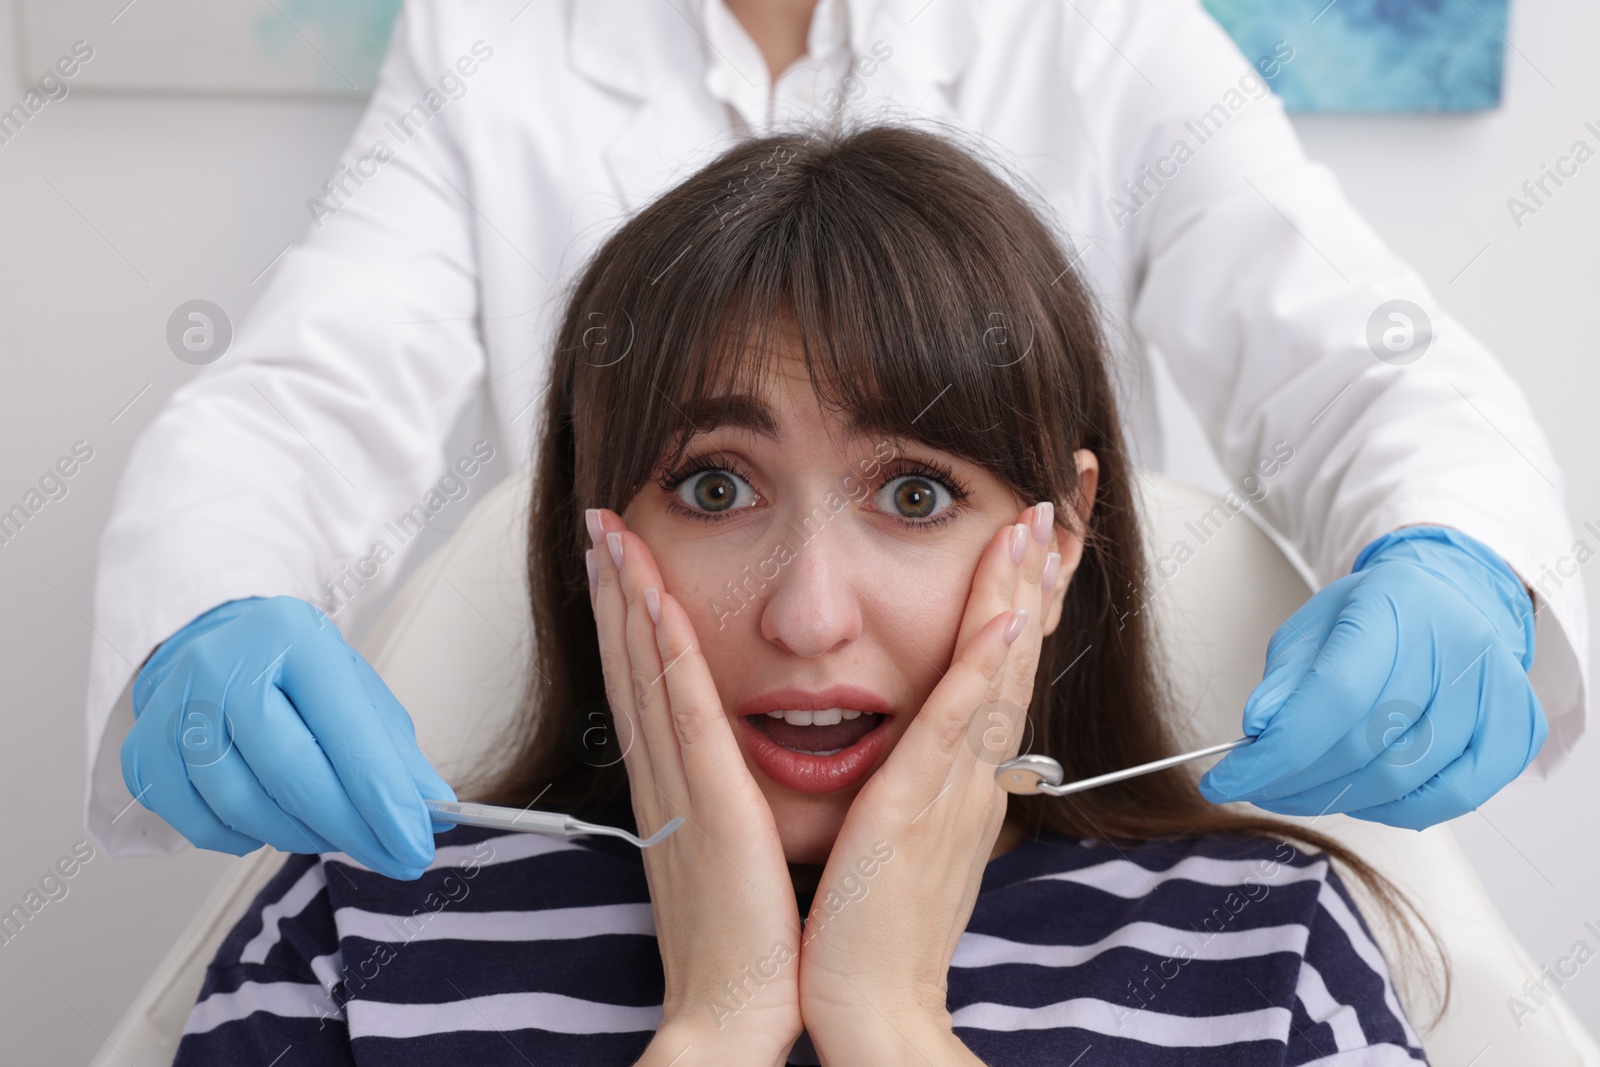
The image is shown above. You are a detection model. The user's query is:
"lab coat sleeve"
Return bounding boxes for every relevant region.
[1089,0,1588,775]
[84,0,491,855]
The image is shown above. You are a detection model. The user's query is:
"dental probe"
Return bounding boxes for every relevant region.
[423,798,685,849]
[994,736,1257,797]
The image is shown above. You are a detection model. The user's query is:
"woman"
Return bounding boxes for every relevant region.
[174,123,1442,1066]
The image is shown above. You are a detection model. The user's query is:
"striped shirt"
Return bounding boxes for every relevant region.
[176,818,1429,1065]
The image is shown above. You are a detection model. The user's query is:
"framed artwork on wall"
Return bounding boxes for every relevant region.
[1201,0,1511,111]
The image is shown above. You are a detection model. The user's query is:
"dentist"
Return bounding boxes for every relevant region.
[94,0,1587,877]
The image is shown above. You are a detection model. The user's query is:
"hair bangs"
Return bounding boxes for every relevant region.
[571,127,1070,520]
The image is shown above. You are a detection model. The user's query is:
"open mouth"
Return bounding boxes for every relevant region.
[738,707,894,793]
[747,708,886,756]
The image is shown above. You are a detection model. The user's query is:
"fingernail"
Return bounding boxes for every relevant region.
[1032,501,1053,544]
[585,549,598,588]
[1041,551,1061,597]
[645,587,661,624]
[1010,523,1028,564]
[585,508,604,547]
[1003,609,1028,645]
[606,531,624,570]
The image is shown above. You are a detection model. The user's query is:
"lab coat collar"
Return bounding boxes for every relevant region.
[567,0,978,103]
[849,0,979,87]
[567,0,978,211]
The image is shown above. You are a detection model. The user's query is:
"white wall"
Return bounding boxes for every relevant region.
[1157,0,1600,1042]
[0,1,1594,1062]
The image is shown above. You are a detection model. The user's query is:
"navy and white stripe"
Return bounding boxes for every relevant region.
[175,822,1429,1065]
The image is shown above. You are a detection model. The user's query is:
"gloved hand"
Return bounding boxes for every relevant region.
[1199,525,1545,830]
[121,595,457,879]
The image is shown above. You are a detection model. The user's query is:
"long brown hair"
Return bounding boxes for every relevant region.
[467,119,1447,1027]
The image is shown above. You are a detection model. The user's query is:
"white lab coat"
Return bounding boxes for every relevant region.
[86,0,1589,854]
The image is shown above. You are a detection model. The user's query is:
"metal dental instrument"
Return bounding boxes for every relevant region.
[423,799,686,849]
[994,736,1257,797]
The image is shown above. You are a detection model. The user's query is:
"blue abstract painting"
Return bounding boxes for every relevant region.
[1201,0,1511,112]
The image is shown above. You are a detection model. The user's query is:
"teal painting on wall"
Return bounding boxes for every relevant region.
[249,0,405,93]
[1201,0,1512,112]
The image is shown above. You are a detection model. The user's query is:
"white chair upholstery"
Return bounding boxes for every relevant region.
[92,470,1600,1066]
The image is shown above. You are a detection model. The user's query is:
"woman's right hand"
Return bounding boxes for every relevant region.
[586,508,803,1065]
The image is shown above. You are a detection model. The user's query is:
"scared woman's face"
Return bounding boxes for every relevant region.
[621,333,1094,864]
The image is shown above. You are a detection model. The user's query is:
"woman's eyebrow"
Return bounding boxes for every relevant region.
[684,393,779,439]
[683,393,884,441]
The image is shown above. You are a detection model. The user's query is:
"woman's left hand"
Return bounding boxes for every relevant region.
[798,501,1059,1065]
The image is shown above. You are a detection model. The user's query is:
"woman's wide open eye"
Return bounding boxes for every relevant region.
[670,465,759,516]
[659,454,971,527]
[873,470,966,525]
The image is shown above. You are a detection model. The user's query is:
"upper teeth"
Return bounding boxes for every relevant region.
[764,708,863,725]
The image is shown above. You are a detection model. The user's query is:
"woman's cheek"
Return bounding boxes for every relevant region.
[866,540,974,667]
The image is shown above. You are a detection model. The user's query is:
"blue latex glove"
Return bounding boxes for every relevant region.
[1199,526,1545,830]
[121,595,457,878]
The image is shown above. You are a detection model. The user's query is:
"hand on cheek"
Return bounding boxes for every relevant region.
[795,500,1058,1058]
[584,508,804,1060]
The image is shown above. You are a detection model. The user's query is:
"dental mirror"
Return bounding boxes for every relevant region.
[995,753,1066,795]
[995,736,1256,797]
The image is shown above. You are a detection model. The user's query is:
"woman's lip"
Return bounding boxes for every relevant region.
[735,683,897,719]
[738,714,892,794]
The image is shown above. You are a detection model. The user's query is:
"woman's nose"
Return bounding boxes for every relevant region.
[757,522,863,658]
